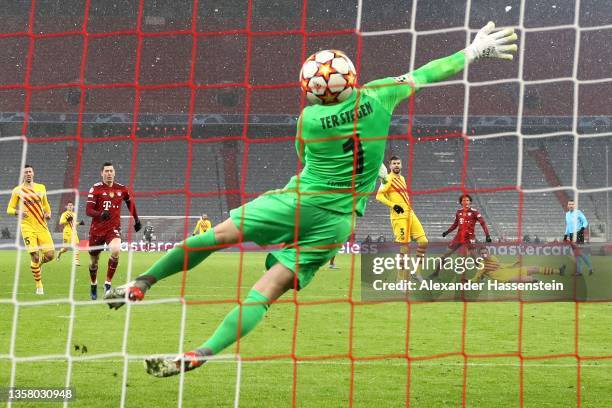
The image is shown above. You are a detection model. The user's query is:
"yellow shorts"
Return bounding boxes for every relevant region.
[488,267,528,282]
[63,233,80,245]
[391,213,425,243]
[22,228,55,253]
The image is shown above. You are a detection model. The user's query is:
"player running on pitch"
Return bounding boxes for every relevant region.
[86,162,141,300]
[57,201,84,266]
[6,165,54,295]
[106,22,518,377]
[429,194,491,279]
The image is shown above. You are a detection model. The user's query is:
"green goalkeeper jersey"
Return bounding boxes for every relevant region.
[284,77,414,216]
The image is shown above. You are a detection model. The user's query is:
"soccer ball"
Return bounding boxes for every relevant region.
[300,50,357,105]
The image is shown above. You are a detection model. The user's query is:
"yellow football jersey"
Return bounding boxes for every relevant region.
[59,210,78,237]
[7,183,51,232]
[193,219,212,235]
[376,173,411,220]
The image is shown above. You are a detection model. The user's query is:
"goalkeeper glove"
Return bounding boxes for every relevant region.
[134,219,142,232]
[100,210,111,220]
[485,235,492,243]
[442,231,449,237]
[465,21,518,62]
[378,163,388,183]
[392,204,404,215]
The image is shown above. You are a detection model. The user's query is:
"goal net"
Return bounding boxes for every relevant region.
[1,0,611,407]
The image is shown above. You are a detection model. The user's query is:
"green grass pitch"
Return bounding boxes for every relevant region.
[1,250,611,407]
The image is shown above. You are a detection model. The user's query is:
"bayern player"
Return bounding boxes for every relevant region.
[429,194,491,279]
[86,162,141,300]
[106,22,517,377]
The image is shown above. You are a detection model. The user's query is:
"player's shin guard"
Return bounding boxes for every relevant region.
[106,255,119,283]
[200,289,270,355]
[140,229,218,284]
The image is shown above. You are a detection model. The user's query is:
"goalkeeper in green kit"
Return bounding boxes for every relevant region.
[105,22,517,377]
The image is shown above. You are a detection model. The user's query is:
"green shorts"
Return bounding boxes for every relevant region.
[230,191,354,289]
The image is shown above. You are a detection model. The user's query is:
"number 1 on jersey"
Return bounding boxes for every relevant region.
[343,133,364,174]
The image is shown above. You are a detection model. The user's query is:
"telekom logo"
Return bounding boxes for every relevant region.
[103,201,112,210]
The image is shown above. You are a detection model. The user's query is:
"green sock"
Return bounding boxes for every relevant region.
[140,229,218,283]
[200,289,270,354]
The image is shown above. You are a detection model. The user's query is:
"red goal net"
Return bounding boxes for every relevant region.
[1,0,612,407]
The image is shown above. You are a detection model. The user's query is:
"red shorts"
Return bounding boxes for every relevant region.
[88,228,121,256]
[449,238,475,255]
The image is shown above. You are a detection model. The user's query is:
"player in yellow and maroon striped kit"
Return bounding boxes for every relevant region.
[376,156,428,278]
[471,247,565,283]
[6,165,55,294]
[192,214,212,236]
[57,201,83,266]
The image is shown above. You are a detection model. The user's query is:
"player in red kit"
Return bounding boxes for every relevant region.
[86,162,141,300]
[429,194,492,279]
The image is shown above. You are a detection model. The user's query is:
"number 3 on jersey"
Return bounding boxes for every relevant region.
[343,132,364,174]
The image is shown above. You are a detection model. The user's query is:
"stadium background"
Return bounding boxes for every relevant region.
[0,0,610,245]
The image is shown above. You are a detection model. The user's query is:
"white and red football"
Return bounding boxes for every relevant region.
[299,50,357,105]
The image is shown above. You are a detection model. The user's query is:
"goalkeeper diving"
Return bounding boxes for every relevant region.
[105,22,518,377]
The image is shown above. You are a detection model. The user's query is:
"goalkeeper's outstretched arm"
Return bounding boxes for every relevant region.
[402,21,518,91]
